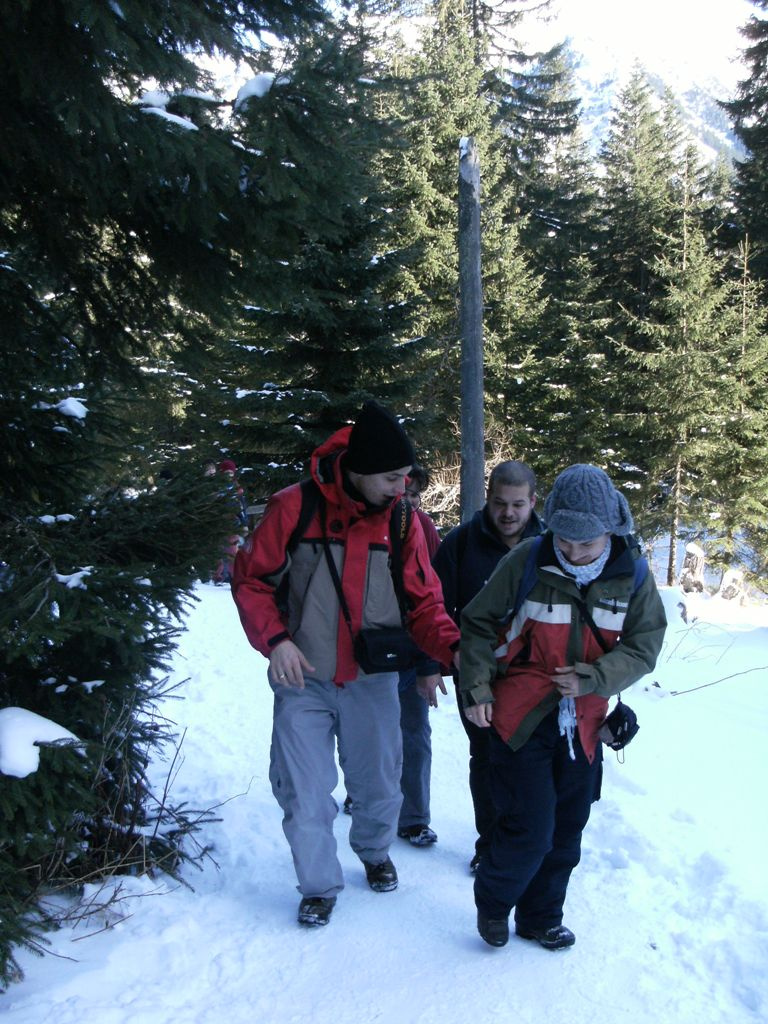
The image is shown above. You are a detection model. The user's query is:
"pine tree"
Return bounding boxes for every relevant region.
[708,240,768,582]
[725,0,768,283]
[509,46,599,291]
[612,185,741,582]
[371,0,547,465]
[597,68,680,323]
[0,0,343,986]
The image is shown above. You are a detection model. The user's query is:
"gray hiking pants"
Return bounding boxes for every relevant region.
[269,672,403,899]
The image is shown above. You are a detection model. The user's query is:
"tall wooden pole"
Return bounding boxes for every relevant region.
[458,136,485,522]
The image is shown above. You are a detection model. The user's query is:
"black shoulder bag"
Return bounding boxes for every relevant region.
[321,500,419,674]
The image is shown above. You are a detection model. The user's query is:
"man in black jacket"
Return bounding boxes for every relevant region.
[432,460,544,872]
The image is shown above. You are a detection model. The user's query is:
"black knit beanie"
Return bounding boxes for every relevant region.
[345,401,415,475]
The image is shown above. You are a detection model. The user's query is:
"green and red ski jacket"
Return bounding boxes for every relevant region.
[459,532,667,762]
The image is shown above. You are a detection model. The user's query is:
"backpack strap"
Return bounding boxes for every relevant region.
[509,538,646,625]
[286,478,321,556]
[633,556,648,592]
[388,498,412,623]
[572,595,611,653]
[318,496,413,634]
[510,536,543,619]
[319,498,355,640]
[286,452,342,555]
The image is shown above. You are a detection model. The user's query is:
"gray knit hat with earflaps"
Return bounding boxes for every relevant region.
[544,464,634,541]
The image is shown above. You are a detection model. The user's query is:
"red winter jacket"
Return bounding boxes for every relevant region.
[232,427,459,683]
[415,508,441,560]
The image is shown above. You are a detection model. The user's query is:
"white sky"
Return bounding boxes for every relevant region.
[524,0,755,89]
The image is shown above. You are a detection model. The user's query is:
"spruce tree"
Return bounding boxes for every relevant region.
[725,0,768,283]
[508,47,598,289]
[219,19,424,496]
[699,155,739,255]
[0,0,342,986]
[489,44,613,483]
[590,69,688,491]
[519,254,614,485]
[493,41,581,221]
[597,68,680,324]
[387,0,494,406]
[708,241,768,582]
[372,0,547,467]
[149,12,435,501]
[612,179,741,582]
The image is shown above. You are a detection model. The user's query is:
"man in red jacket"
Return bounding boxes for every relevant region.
[232,402,460,928]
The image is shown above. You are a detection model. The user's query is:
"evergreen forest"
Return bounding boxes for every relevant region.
[2,0,768,987]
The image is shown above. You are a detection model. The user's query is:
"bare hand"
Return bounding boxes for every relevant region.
[452,650,461,672]
[552,665,580,698]
[269,640,315,689]
[464,702,493,728]
[416,673,448,708]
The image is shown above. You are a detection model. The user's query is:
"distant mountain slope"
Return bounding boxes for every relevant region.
[521,0,751,162]
[570,54,744,162]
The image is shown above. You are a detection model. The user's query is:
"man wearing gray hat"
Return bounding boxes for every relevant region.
[459,464,666,950]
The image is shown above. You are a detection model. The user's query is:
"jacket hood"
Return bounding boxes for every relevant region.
[310,425,350,469]
[309,426,351,505]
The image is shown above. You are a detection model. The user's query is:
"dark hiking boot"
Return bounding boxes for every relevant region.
[477,911,509,948]
[397,825,438,846]
[515,924,575,950]
[342,795,352,815]
[297,896,336,927]
[363,857,398,892]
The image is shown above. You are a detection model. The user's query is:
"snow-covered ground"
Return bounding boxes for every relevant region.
[3,581,767,1024]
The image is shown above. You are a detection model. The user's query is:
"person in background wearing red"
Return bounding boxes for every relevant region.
[393,465,445,847]
[212,459,247,584]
